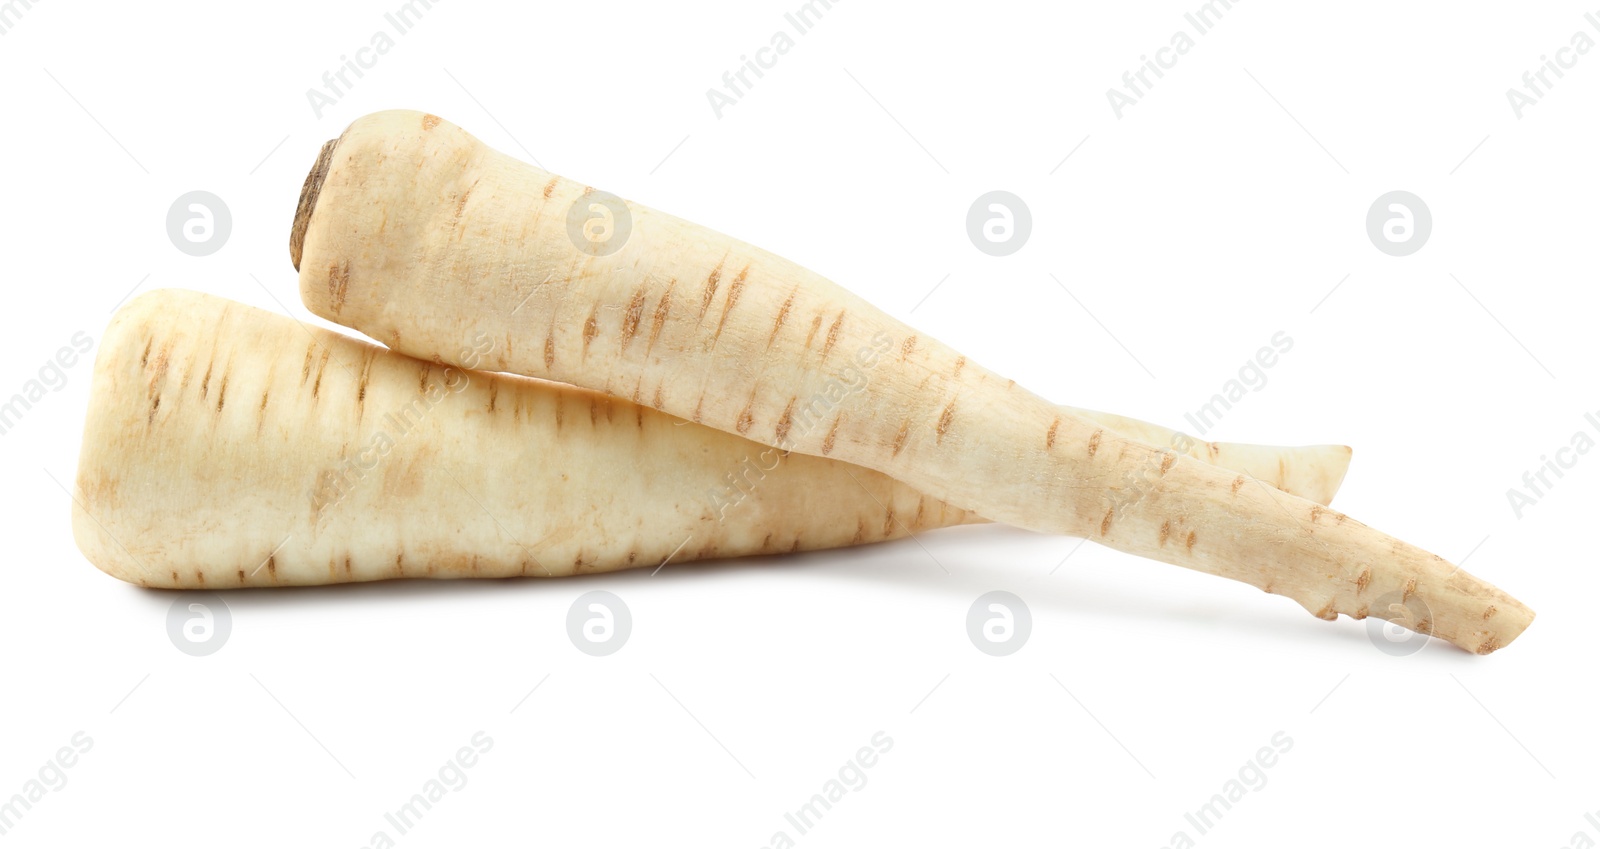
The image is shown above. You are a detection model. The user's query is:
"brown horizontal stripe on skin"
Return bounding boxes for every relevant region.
[311,355,325,399]
[178,349,196,392]
[356,352,373,404]
[775,400,795,444]
[646,278,676,356]
[582,310,599,354]
[327,261,350,314]
[147,345,170,395]
[699,262,723,321]
[621,285,648,349]
[891,420,910,456]
[821,312,845,358]
[936,403,956,444]
[804,314,823,350]
[769,291,795,349]
[712,266,750,342]
[452,180,476,225]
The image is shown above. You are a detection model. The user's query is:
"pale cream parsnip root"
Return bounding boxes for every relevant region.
[291,111,1532,652]
[73,290,972,587]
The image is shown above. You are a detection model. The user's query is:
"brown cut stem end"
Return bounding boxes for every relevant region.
[290,137,340,272]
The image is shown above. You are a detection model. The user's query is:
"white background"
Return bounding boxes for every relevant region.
[2,1,1595,845]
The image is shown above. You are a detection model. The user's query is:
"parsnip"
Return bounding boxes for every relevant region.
[72,290,1338,588]
[290,111,1532,652]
